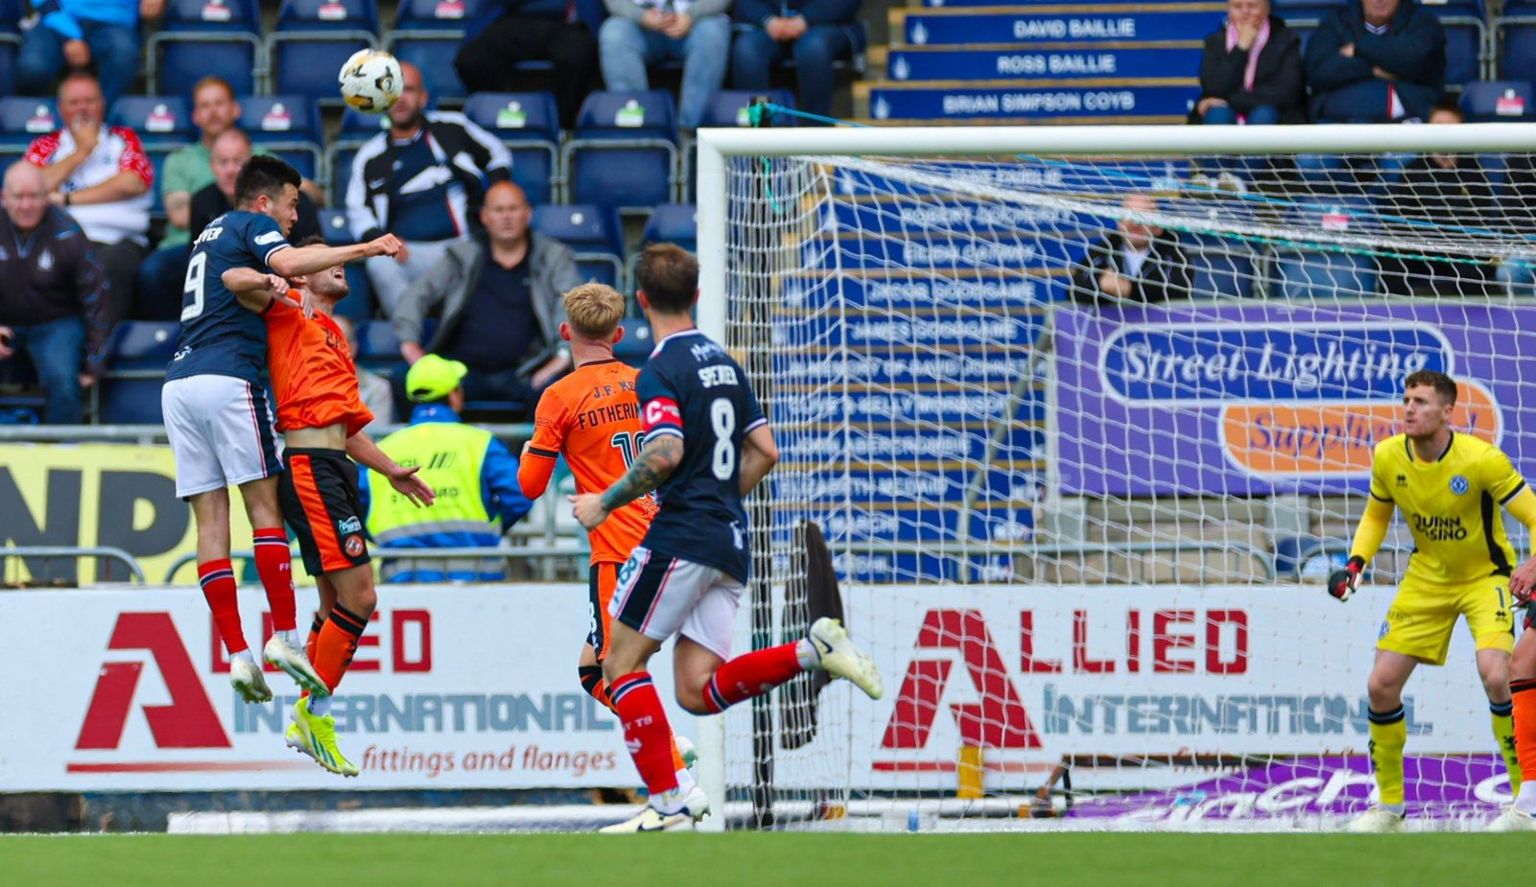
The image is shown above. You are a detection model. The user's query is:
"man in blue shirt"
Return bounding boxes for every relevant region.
[455,0,601,129]
[730,0,864,119]
[360,354,534,582]
[17,0,163,107]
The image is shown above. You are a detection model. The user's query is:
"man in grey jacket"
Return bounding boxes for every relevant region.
[393,182,581,412]
[599,0,731,130]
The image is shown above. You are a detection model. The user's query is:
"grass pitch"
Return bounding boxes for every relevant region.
[0,832,1523,885]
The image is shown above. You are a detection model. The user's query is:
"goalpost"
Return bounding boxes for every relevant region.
[692,123,1536,831]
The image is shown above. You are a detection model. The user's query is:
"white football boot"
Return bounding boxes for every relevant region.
[263,633,328,697]
[808,617,884,700]
[1345,806,1405,833]
[1488,805,1536,832]
[229,657,273,704]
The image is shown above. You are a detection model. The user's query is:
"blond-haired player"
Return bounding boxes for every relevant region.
[517,283,697,825]
[1330,369,1536,831]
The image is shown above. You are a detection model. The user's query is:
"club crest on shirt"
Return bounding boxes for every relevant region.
[1449,475,1469,495]
[36,248,51,271]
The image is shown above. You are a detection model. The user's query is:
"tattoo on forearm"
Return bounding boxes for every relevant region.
[600,436,679,512]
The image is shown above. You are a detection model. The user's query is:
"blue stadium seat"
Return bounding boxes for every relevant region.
[0,98,58,149]
[461,92,559,204]
[1498,14,1536,79]
[613,317,653,367]
[268,0,379,106]
[353,319,407,384]
[98,322,181,425]
[1273,198,1380,298]
[641,203,697,251]
[143,146,174,215]
[1186,234,1257,300]
[698,89,797,128]
[386,0,482,101]
[320,207,356,244]
[148,0,263,99]
[563,91,679,213]
[1461,80,1534,121]
[239,96,323,183]
[531,203,624,287]
[109,96,195,144]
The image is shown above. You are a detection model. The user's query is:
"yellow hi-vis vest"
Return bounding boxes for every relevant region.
[366,421,502,580]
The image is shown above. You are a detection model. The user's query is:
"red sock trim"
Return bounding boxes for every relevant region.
[198,559,246,655]
[703,642,805,714]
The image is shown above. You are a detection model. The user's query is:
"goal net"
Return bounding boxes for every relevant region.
[694,123,1536,831]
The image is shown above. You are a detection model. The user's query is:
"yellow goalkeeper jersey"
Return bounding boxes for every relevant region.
[1368,431,1526,585]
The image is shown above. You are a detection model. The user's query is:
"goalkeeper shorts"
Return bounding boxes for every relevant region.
[1376,573,1516,665]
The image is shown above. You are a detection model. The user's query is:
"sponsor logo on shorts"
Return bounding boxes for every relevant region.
[1450,475,1469,495]
[337,516,363,535]
[344,535,365,558]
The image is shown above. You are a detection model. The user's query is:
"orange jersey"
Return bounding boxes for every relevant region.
[263,298,372,436]
[520,358,655,565]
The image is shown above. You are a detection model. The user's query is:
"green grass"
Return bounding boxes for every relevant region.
[0,833,1526,886]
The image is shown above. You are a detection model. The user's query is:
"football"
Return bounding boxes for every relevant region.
[338,49,403,113]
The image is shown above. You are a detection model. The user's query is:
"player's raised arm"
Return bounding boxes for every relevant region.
[268,234,404,279]
[1329,458,1396,602]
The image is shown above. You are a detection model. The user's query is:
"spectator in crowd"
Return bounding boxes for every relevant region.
[333,314,396,435]
[393,181,580,412]
[359,354,533,582]
[1304,0,1445,123]
[189,129,323,250]
[16,0,163,107]
[1071,194,1192,305]
[1380,102,1500,297]
[731,0,863,120]
[135,76,242,320]
[1194,0,1305,126]
[0,162,109,424]
[455,0,601,130]
[599,0,731,131]
[347,63,512,318]
[23,71,152,325]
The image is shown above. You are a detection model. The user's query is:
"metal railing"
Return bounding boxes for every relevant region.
[1,546,146,584]
[0,423,537,443]
[835,540,1279,582]
[163,545,588,585]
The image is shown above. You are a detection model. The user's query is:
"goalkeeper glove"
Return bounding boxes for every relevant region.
[1327,556,1365,603]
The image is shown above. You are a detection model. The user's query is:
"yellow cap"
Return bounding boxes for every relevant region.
[405,354,468,402]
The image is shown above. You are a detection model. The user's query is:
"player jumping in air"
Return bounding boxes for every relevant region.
[571,245,884,832]
[518,283,698,803]
[162,156,403,705]
[223,247,434,776]
[1329,369,1536,832]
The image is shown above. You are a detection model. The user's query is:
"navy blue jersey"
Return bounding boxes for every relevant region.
[637,330,767,583]
[164,211,291,385]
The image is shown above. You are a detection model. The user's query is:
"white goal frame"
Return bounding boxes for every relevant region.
[690,122,1536,831]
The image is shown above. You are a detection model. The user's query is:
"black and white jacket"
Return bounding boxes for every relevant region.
[345,111,513,243]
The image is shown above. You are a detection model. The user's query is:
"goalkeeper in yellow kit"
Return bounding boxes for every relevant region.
[1329,369,1533,832]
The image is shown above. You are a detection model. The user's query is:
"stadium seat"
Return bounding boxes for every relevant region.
[98,322,181,425]
[148,0,263,99]
[1497,13,1536,79]
[613,317,653,367]
[623,202,697,287]
[1460,80,1534,121]
[108,96,195,144]
[320,207,356,244]
[698,89,797,129]
[562,90,679,213]
[1185,234,1258,300]
[334,264,375,321]
[1272,197,1381,298]
[239,96,324,184]
[268,0,379,107]
[386,0,482,102]
[0,97,58,149]
[325,109,388,202]
[143,146,174,215]
[461,92,560,205]
[531,203,625,288]
[353,319,407,381]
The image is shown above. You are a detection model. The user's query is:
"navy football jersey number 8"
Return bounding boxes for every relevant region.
[636,331,767,583]
[164,211,292,387]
